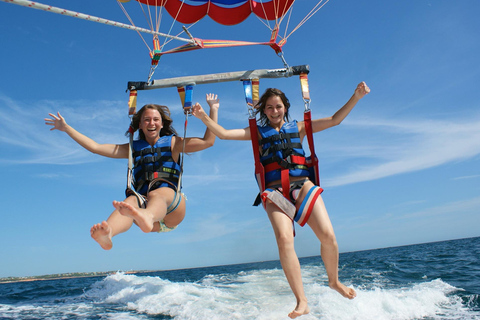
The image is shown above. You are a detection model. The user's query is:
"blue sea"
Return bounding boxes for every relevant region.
[1,237,479,320]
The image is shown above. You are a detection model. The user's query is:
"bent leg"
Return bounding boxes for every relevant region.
[306,195,356,299]
[266,202,310,318]
[91,196,137,250]
[115,188,185,233]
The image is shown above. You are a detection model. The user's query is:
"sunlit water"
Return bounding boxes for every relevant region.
[1,237,479,319]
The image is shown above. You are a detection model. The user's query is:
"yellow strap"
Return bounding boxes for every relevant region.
[177,86,186,107]
[128,90,137,116]
[252,79,260,107]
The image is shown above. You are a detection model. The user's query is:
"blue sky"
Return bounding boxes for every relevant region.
[1,0,479,278]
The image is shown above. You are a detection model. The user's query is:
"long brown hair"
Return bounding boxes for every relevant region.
[126,104,178,139]
[254,88,291,126]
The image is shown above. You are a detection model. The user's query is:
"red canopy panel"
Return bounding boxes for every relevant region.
[135,0,295,25]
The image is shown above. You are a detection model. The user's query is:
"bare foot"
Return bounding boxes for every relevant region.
[288,300,310,319]
[113,200,153,233]
[329,281,356,299]
[90,221,113,250]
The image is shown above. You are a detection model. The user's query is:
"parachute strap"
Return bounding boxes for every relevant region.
[176,84,196,192]
[126,118,146,208]
[268,25,285,54]
[128,90,138,116]
[177,84,194,115]
[126,89,142,205]
[249,117,266,195]
[303,110,319,186]
[300,73,311,110]
[150,36,162,66]
[243,79,266,196]
[242,79,260,117]
[299,72,320,185]
[268,25,289,67]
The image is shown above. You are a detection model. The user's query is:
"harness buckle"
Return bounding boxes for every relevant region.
[278,155,294,169]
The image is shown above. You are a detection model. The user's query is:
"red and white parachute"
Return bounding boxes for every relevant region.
[1,0,329,79]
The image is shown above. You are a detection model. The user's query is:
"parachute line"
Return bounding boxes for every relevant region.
[0,0,195,44]
[117,1,152,52]
[285,0,331,40]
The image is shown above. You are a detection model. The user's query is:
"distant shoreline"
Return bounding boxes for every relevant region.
[3,237,479,284]
[0,270,143,284]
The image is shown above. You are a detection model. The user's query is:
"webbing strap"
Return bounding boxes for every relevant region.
[177,84,194,114]
[126,88,143,207]
[128,90,137,116]
[243,80,253,106]
[242,79,259,108]
[264,155,308,172]
[301,73,320,186]
[150,37,162,66]
[244,79,266,194]
[281,168,290,199]
[176,85,192,191]
[248,117,265,194]
[252,79,260,106]
[127,125,147,208]
[300,73,311,103]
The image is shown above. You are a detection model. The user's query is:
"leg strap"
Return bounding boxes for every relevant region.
[294,186,323,226]
[157,220,177,233]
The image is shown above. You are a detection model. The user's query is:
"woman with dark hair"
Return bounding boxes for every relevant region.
[45,94,219,250]
[192,83,369,319]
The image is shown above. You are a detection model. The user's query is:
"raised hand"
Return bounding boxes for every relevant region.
[45,112,68,132]
[354,81,370,99]
[206,93,219,111]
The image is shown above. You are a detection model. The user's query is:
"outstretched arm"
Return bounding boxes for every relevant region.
[45,112,129,158]
[304,82,370,135]
[192,101,251,141]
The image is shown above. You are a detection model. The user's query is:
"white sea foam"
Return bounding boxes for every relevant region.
[80,268,480,320]
[1,264,478,320]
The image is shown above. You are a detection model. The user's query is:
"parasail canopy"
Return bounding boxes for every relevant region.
[129,0,295,26]
[1,0,330,79]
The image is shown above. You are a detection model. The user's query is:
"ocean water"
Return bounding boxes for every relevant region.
[1,237,479,320]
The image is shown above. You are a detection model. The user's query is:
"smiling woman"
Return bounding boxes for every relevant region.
[44,96,219,250]
[192,82,370,318]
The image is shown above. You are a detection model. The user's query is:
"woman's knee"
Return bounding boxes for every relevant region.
[321,230,338,247]
[275,231,295,250]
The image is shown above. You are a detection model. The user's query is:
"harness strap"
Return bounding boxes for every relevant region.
[281,168,290,199]
[260,131,299,144]
[176,83,195,192]
[132,145,171,157]
[263,154,308,171]
[127,123,147,208]
[128,90,137,116]
[177,84,194,115]
[243,79,266,197]
[301,71,320,186]
[249,117,265,195]
[147,178,182,214]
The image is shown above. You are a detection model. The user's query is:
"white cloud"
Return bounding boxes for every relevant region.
[324,116,480,187]
[0,94,128,165]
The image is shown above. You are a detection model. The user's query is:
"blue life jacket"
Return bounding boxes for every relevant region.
[131,135,181,195]
[258,121,310,185]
